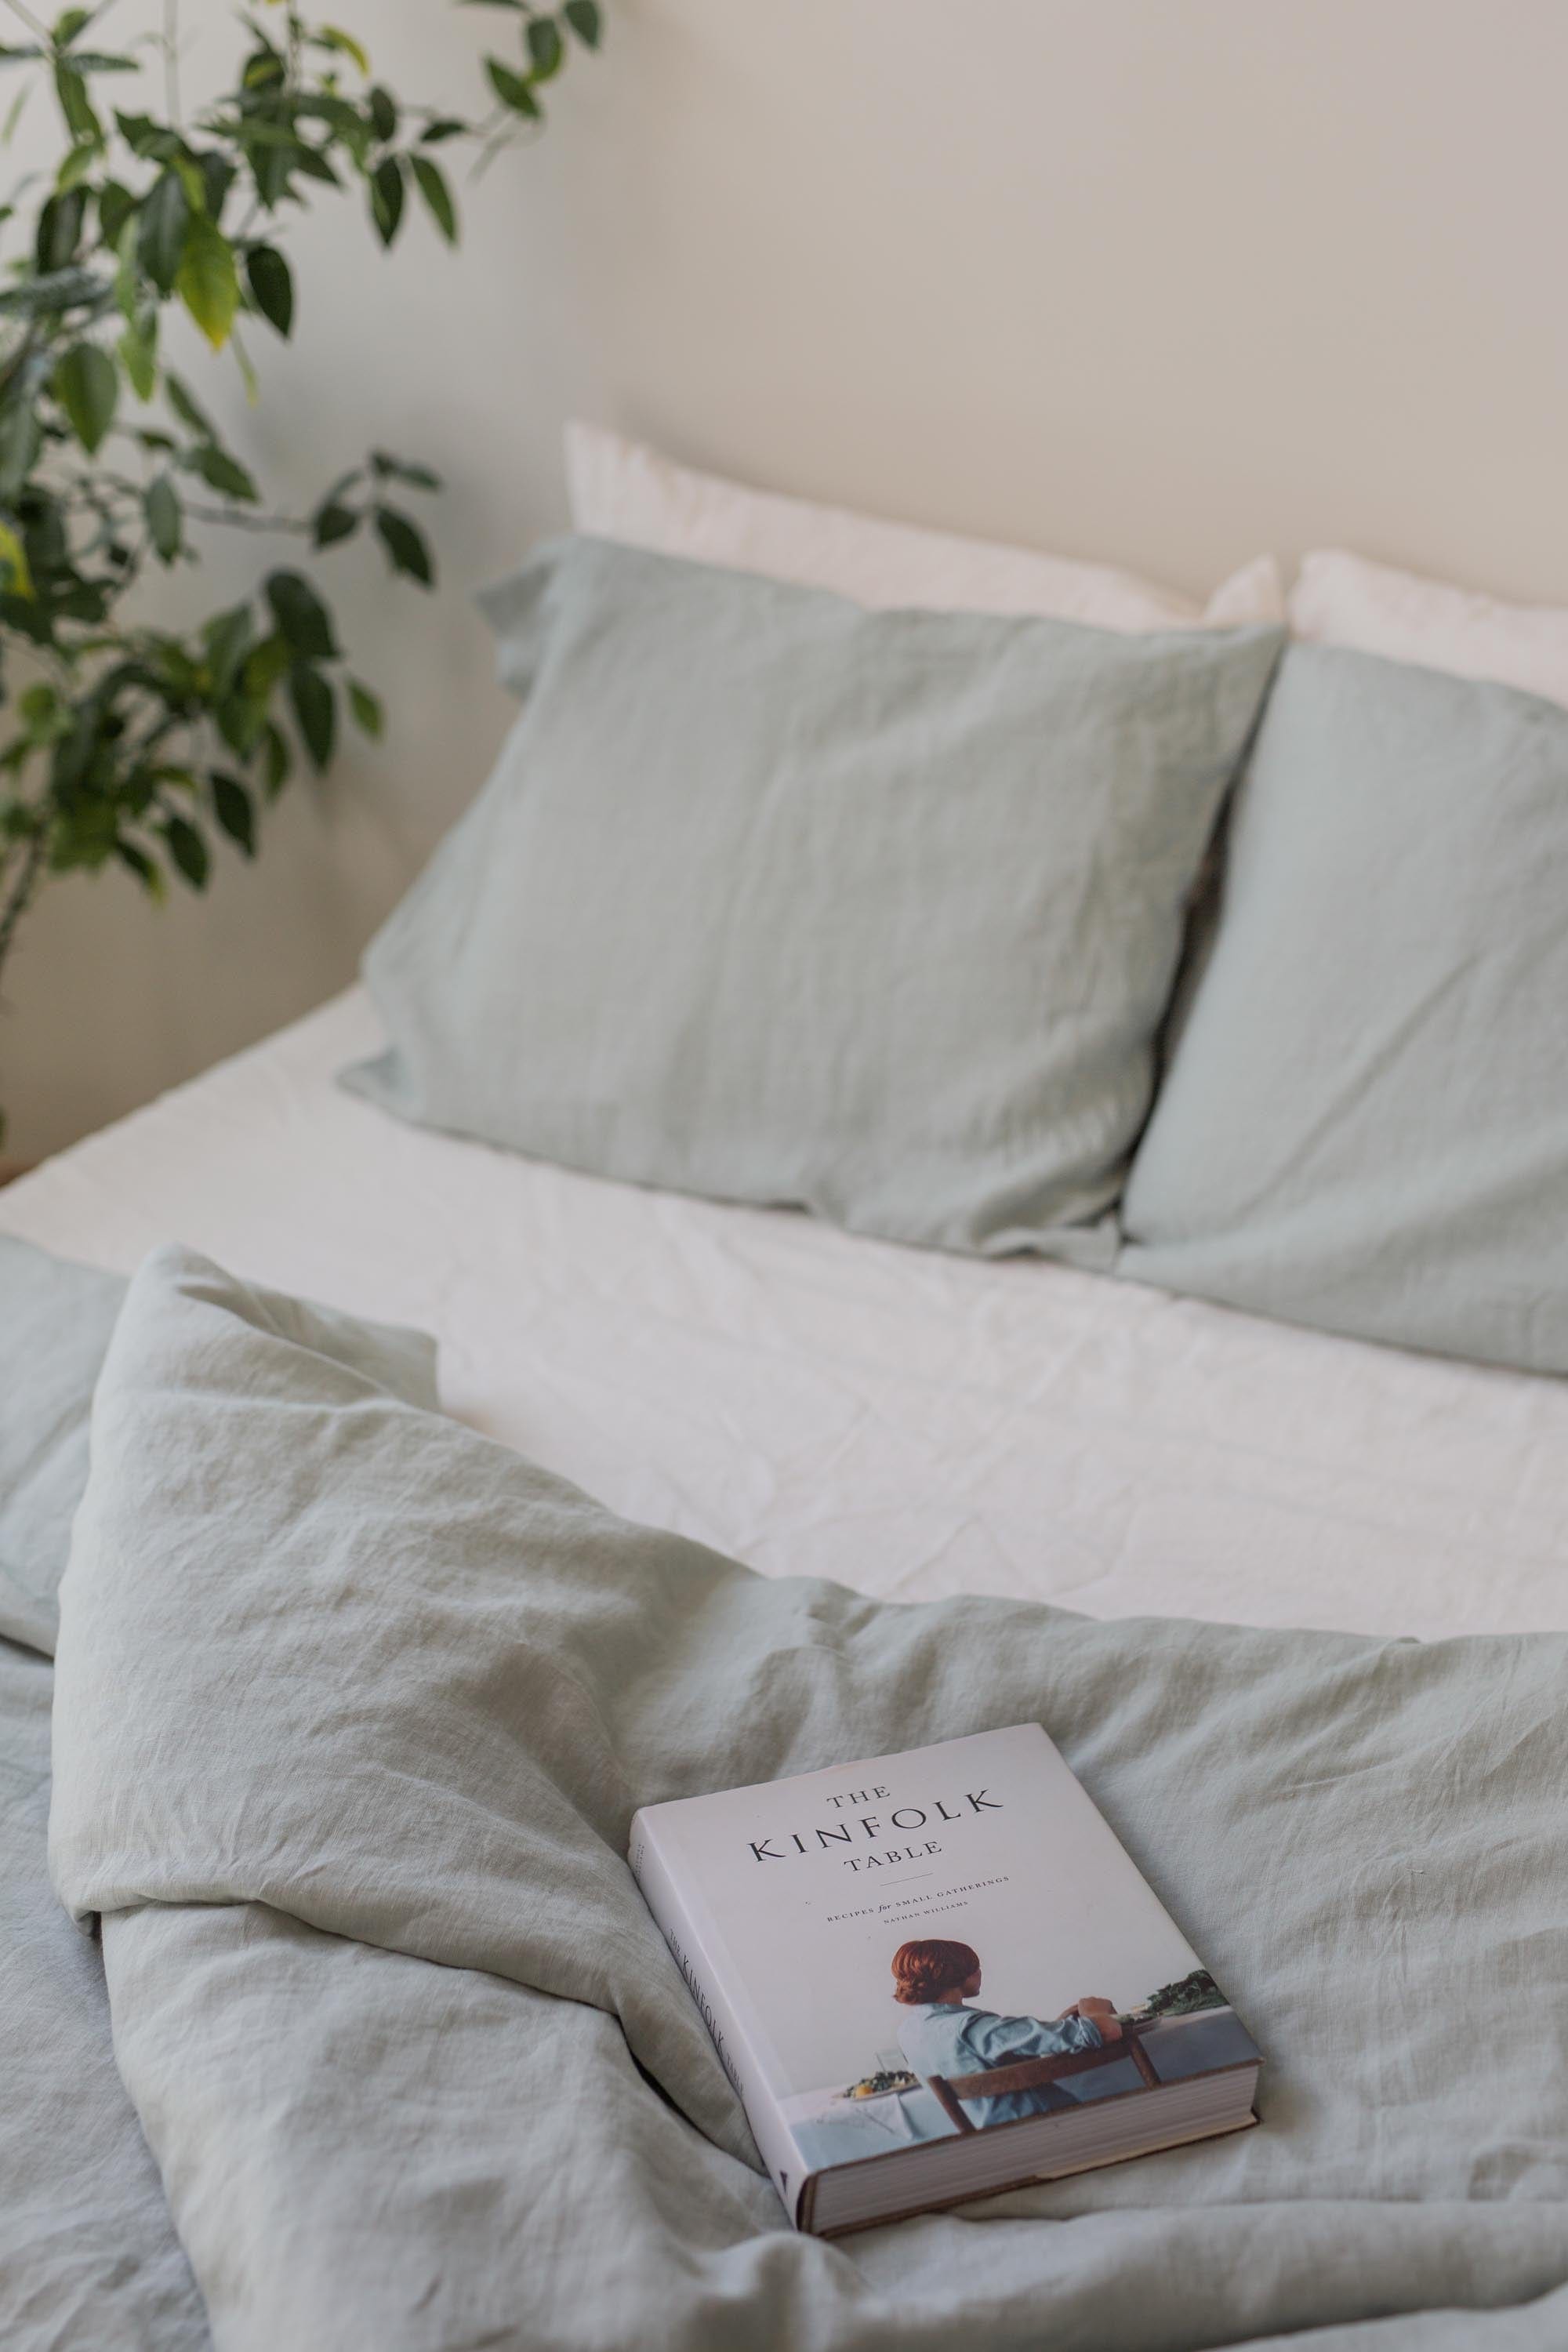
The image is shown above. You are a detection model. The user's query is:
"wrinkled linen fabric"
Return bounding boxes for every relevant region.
[0,1234,123,1655]
[563,419,1285,632]
[1120,644,1568,1373]
[0,1233,437,2352]
[343,536,1283,1260]
[1289,546,1568,712]
[0,1240,209,2350]
[7,989,1568,1648]
[1,1642,210,2352]
[45,1244,1568,2351]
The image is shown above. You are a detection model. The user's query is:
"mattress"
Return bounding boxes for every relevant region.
[4,986,1564,1639]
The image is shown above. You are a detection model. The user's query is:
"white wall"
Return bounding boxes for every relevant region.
[7,0,1567,1159]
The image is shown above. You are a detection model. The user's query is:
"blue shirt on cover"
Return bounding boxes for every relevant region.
[895,2002,1104,2128]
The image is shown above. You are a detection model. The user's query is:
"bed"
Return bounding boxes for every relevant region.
[9,993,1568,2352]
[7,439,1568,2347]
[5,982,1565,1646]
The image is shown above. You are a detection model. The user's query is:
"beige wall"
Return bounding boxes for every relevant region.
[7,0,1567,1160]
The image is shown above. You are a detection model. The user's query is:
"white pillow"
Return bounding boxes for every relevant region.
[564,421,1282,635]
[1290,550,1568,713]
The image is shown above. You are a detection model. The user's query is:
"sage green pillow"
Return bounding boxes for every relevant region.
[1120,643,1568,1372]
[344,536,1281,1258]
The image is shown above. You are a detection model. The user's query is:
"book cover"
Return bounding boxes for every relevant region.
[630,1723,1261,2233]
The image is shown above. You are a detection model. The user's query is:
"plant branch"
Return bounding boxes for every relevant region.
[0,0,49,42]
[163,0,181,127]
[181,501,314,534]
[0,822,46,1004]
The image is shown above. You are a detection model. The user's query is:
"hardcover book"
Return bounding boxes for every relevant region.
[629,1723,1261,2235]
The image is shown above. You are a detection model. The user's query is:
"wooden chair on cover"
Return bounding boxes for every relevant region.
[924,2021,1159,2134]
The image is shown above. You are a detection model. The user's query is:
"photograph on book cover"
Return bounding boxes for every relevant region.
[657,1725,1258,2177]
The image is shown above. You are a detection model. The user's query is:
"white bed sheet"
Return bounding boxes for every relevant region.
[5,988,1564,1639]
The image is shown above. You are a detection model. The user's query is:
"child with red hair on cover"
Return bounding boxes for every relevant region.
[891,1938,1123,2129]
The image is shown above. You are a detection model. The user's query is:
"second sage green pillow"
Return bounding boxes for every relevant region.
[344,537,1280,1258]
[1119,643,1568,1373]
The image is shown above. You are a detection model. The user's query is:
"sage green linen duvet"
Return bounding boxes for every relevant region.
[1,1242,208,2350]
[9,1233,1568,2349]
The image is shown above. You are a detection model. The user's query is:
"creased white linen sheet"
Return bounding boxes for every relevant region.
[3,986,1563,1639]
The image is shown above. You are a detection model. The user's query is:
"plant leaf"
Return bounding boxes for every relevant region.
[118,308,158,399]
[564,1,602,47]
[199,151,236,223]
[214,691,263,759]
[368,153,404,244]
[210,771,256,855]
[242,633,292,698]
[215,701,260,760]
[0,400,42,499]
[114,837,165,898]
[114,109,176,158]
[53,60,101,145]
[137,167,188,295]
[485,57,539,116]
[53,339,118,452]
[289,661,336,768]
[203,603,253,695]
[264,568,337,659]
[241,40,285,92]
[35,186,86,271]
[144,472,181,562]
[290,142,341,187]
[57,51,139,74]
[172,153,205,214]
[163,368,216,441]
[162,812,210,889]
[245,241,293,335]
[187,442,260,503]
[96,175,133,245]
[177,214,239,350]
[312,499,358,546]
[370,449,440,489]
[56,136,100,193]
[260,720,291,798]
[410,154,456,242]
[526,16,564,78]
[347,677,383,738]
[368,83,398,143]
[245,136,292,209]
[147,760,200,795]
[318,24,370,74]
[374,504,434,586]
[0,518,33,597]
[112,208,140,320]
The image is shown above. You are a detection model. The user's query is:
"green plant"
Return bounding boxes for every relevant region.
[1138,1970,1226,2018]
[0,0,601,1143]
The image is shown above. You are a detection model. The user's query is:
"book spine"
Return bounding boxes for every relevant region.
[629,1813,808,2229]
